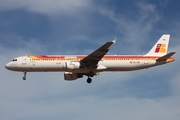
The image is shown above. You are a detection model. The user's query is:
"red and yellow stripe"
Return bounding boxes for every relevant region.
[27,55,170,61]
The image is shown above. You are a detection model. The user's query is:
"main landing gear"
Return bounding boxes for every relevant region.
[86,71,94,84]
[87,77,92,84]
[23,72,27,80]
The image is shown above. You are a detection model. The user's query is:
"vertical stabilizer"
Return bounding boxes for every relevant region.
[145,34,170,56]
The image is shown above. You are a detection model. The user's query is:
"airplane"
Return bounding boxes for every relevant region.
[5,34,175,83]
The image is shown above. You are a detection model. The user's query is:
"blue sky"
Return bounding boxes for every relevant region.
[0,0,180,120]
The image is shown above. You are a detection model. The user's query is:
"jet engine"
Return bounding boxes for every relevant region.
[66,61,80,69]
[64,72,83,81]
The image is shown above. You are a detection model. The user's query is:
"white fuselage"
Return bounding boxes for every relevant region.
[5,55,172,73]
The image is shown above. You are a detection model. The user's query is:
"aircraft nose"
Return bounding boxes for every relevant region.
[5,62,11,70]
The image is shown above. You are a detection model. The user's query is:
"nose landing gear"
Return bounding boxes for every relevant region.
[23,72,27,80]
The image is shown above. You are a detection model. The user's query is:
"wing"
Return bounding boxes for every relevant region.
[80,39,116,69]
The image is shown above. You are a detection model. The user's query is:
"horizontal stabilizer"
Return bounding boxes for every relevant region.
[156,52,176,61]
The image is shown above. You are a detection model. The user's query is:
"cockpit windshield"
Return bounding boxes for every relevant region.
[12,59,17,61]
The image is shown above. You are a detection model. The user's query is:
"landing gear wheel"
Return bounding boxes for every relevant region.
[22,72,27,80]
[89,71,94,77]
[87,77,92,84]
[23,76,26,80]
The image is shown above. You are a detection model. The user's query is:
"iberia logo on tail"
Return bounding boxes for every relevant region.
[155,44,166,53]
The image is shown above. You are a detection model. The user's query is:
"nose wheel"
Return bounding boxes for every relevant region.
[22,72,27,80]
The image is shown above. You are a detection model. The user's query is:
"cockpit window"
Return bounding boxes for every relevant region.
[12,59,17,61]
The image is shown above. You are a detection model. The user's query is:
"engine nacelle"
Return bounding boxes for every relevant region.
[66,61,80,69]
[64,72,83,81]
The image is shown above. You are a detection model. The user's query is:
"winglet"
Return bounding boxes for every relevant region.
[112,39,116,44]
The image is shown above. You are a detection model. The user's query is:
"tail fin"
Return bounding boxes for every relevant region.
[145,34,170,56]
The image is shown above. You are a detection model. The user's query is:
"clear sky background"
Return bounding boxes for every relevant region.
[0,0,180,120]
